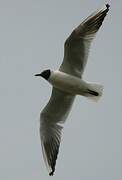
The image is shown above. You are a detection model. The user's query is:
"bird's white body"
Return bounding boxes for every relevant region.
[49,70,88,95]
[49,70,103,101]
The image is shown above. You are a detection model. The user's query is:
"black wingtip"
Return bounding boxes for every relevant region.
[106,4,110,10]
[49,171,54,176]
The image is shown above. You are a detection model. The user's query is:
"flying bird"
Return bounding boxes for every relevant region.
[35,4,110,176]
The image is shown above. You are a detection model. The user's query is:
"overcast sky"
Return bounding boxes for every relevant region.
[0,0,122,179]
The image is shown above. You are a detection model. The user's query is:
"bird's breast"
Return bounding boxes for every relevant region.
[49,71,87,95]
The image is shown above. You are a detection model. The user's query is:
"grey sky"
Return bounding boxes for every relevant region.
[0,0,122,179]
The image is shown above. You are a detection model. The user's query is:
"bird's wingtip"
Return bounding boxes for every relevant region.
[106,4,110,10]
[49,170,54,176]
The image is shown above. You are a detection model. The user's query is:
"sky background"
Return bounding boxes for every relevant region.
[0,0,122,179]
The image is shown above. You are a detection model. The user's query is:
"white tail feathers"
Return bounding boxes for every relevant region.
[85,83,104,102]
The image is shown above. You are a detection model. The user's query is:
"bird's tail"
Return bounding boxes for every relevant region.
[84,83,103,102]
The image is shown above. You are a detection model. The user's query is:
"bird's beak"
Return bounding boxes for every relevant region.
[35,73,42,77]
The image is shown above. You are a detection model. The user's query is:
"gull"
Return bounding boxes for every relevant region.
[35,4,110,176]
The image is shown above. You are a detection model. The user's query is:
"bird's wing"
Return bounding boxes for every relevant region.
[60,4,110,78]
[40,88,75,175]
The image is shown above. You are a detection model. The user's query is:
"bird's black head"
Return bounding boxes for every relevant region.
[35,69,51,80]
